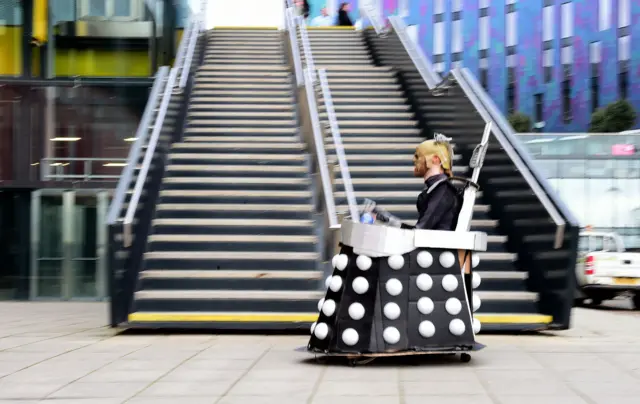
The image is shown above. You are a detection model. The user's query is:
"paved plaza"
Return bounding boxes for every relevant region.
[1,302,640,404]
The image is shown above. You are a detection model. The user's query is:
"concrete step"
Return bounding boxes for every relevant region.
[168,153,306,162]
[183,136,300,143]
[193,83,291,90]
[188,111,295,119]
[185,127,297,135]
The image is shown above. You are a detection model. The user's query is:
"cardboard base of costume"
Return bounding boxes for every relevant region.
[307,220,486,358]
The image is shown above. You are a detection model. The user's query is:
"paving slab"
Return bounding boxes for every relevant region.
[0,302,639,404]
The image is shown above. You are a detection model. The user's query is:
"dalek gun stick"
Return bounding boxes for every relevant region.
[454,122,492,233]
[361,198,403,228]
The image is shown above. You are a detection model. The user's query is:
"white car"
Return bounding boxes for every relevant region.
[576,231,640,309]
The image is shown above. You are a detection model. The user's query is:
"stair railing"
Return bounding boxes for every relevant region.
[284,6,303,86]
[317,68,359,223]
[454,68,579,249]
[123,67,179,247]
[106,66,169,228]
[122,10,203,246]
[359,0,386,35]
[297,17,316,83]
[107,6,205,326]
[387,15,441,90]
[291,15,344,266]
[452,68,580,329]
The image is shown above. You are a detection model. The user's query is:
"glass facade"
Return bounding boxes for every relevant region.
[0,82,150,183]
[26,189,110,300]
[520,134,640,249]
[0,1,183,301]
[0,0,178,78]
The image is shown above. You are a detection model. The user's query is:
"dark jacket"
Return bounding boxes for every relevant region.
[402,174,460,231]
[337,10,353,26]
[302,0,310,18]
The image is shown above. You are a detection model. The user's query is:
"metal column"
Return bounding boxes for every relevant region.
[96,191,109,300]
[61,190,75,300]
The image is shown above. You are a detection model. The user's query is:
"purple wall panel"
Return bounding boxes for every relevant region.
[462,0,479,74]
[516,1,541,117]
[487,2,506,112]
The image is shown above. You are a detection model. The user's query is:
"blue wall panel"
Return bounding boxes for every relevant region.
[378,0,640,133]
[488,2,506,113]
[600,1,618,108]
[516,0,541,118]
[632,1,640,114]
[461,0,479,75]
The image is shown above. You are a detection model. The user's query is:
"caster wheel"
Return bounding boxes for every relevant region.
[348,357,375,366]
[460,353,471,363]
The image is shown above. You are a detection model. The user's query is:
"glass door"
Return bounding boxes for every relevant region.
[30,190,108,300]
[72,194,98,298]
[31,191,65,298]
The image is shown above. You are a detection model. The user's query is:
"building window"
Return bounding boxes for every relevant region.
[618,70,629,100]
[599,0,612,31]
[534,93,544,123]
[561,2,574,39]
[618,35,630,62]
[479,16,490,50]
[78,0,141,19]
[542,4,554,42]
[507,66,516,115]
[507,84,516,115]
[590,41,602,64]
[506,5,518,48]
[434,21,446,57]
[618,0,631,28]
[591,76,599,113]
[452,19,463,55]
[543,49,554,83]
[480,68,489,90]
[562,80,572,123]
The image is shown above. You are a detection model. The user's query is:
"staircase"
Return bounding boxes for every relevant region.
[126,29,323,328]
[301,28,552,331]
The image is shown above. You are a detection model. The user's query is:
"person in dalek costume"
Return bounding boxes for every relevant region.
[305,131,491,366]
[364,136,473,298]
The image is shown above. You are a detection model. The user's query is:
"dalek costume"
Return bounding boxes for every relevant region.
[307,127,492,365]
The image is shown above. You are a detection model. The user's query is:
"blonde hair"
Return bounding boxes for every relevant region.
[416,139,454,177]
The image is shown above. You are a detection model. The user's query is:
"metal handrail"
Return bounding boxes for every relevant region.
[178,17,202,89]
[317,69,359,223]
[297,17,316,83]
[388,16,441,90]
[106,66,169,225]
[122,67,179,247]
[41,157,128,181]
[452,68,575,249]
[173,20,193,73]
[285,7,303,86]
[360,1,384,35]
[304,68,339,229]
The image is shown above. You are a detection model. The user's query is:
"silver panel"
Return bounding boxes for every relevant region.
[341,220,488,257]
